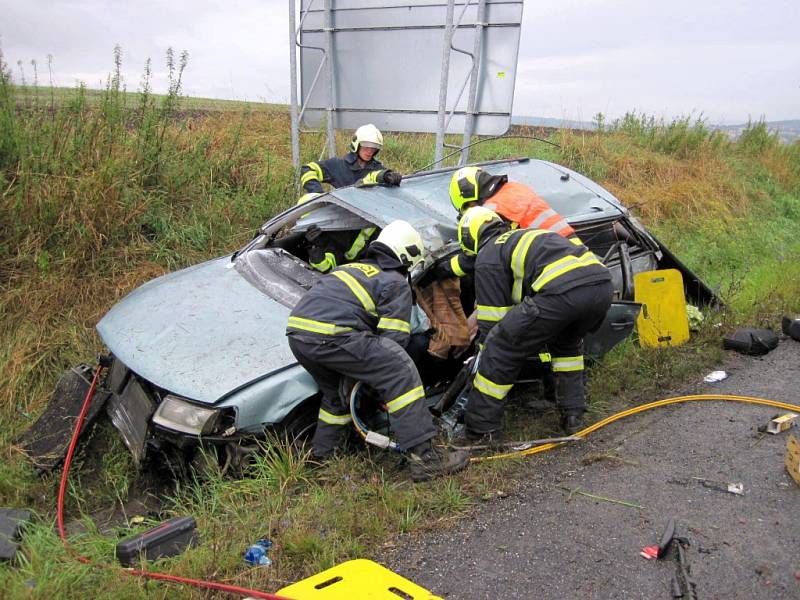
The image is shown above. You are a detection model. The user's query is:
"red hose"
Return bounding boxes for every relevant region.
[56,365,294,600]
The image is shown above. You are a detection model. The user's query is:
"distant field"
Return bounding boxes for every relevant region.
[12,84,286,112]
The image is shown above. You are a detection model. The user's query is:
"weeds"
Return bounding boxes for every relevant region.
[247,434,313,494]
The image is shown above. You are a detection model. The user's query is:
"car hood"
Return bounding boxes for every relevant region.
[97,257,296,404]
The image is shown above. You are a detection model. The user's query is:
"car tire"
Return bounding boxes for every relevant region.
[276,396,320,445]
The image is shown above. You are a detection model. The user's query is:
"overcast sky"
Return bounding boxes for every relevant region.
[2,0,798,126]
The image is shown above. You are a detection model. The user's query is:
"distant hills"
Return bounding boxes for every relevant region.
[712,120,800,144]
[511,116,800,144]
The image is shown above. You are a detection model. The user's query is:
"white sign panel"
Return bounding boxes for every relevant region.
[299,0,523,135]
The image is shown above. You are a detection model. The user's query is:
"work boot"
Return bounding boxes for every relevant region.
[560,412,585,435]
[407,440,470,482]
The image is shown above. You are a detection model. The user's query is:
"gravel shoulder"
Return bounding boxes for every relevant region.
[385,339,800,599]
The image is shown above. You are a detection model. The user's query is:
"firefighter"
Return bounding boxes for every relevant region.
[296,194,378,274]
[285,220,470,481]
[299,123,402,194]
[456,207,613,437]
[440,166,581,279]
[297,124,402,272]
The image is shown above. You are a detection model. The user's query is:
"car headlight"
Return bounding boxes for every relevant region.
[152,395,221,435]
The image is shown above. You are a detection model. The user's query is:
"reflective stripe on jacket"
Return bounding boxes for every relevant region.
[300,152,384,194]
[483,181,576,238]
[286,259,413,348]
[438,252,475,278]
[474,228,610,340]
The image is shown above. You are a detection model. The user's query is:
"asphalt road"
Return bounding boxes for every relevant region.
[385,337,800,599]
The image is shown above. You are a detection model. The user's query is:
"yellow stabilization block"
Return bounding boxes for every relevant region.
[634,268,690,348]
[277,559,442,599]
[786,434,800,487]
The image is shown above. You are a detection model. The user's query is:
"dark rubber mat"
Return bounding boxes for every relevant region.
[15,366,109,473]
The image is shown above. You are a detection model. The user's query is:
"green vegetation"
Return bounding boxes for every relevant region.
[1,48,798,598]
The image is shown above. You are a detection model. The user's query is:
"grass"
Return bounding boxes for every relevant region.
[1,49,799,598]
[11,84,286,113]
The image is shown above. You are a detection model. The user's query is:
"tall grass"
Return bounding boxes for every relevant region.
[0,48,295,447]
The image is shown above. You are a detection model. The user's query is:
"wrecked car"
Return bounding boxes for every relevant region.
[23,157,716,472]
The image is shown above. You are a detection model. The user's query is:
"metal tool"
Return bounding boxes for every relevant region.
[450,435,583,452]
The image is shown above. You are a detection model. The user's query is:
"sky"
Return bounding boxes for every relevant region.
[1,0,798,126]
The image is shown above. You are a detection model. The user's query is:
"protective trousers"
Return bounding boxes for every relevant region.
[465,281,614,434]
[287,332,437,457]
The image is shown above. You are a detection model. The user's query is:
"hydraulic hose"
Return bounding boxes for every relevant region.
[473,394,800,462]
[349,381,403,452]
[57,364,295,600]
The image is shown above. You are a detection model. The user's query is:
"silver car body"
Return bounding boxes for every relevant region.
[97,157,713,443]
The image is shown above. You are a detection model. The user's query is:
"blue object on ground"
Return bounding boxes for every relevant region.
[244,539,273,566]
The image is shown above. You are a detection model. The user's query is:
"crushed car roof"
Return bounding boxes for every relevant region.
[325,158,625,241]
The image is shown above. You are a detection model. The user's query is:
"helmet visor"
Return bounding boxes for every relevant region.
[359,141,382,150]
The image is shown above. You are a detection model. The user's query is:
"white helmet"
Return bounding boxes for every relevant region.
[376,220,425,269]
[350,123,384,153]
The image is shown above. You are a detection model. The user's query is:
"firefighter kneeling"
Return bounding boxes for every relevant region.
[457,207,614,440]
[285,220,469,481]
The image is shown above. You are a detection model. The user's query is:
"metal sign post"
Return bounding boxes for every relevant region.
[434,0,456,166]
[289,0,300,171]
[323,0,336,159]
[460,0,486,164]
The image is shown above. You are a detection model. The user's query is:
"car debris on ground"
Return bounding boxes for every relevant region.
[115,515,198,567]
[782,315,800,341]
[723,327,779,355]
[0,508,31,562]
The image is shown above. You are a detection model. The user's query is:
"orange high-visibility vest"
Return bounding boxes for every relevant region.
[483,181,576,238]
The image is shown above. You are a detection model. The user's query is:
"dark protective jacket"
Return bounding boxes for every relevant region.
[300,152,385,194]
[474,225,611,341]
[286,244,413,348]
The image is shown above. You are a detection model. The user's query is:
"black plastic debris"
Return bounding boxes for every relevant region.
[782,316,800,341]
[15,365,109,473]
[0,508,31,562]
[722,328,778,356]
[116,516,198,566]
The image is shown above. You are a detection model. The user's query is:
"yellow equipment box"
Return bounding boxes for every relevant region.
[277,559,443,599]
[634,269,690,348]
[786,434,800,487]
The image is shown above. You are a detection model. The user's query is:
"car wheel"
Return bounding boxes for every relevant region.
[276,396,320,445]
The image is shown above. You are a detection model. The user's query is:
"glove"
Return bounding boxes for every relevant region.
[434,261,456,279]
[378,169,403,186]
[304,224,323,243]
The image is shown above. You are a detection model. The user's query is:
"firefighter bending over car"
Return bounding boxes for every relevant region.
[454,207,613,440]
[285,220,469,482]
[439,166,581,279]
[297,124,404,273]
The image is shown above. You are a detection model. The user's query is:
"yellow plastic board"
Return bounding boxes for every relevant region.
[277,559,443,599]
[786,435,800,487]
[633,269,690,348]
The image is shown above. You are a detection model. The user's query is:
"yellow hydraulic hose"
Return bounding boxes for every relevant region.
[473,394,800,462]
